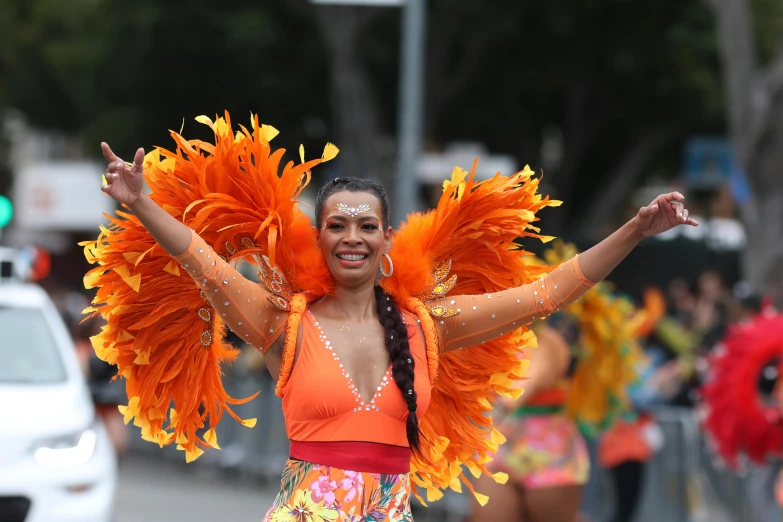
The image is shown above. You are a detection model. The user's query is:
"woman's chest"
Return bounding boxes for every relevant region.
[287,311,431,420]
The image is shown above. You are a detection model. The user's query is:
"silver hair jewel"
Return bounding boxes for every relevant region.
[336,203,371,217]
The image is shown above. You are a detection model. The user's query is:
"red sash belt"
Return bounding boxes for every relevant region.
[289,440,411,474]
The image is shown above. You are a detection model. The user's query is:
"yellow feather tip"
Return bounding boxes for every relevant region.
[204,428,221,450]
[493,472,509,484]
[261,125,279,142]
[322,143,339,162]
[426,488,445,502]
[195,115,213,128]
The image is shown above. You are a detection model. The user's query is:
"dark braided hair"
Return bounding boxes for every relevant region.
[315,177,420,451]
[374,285,420,452]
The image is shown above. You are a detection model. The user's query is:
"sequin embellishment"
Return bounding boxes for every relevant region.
[418,259,459,319]
[307,311,392,412]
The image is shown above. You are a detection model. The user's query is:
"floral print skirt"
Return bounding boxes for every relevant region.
[489,413,590,489]
[262,459,413,522]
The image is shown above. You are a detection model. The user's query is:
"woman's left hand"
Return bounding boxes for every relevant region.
[634,191,699,237]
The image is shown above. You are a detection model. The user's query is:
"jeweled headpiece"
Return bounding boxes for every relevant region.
[336,203,371,217]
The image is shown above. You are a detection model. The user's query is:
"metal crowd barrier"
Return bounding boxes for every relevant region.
[126,370,782,522]
[581,407,780,522]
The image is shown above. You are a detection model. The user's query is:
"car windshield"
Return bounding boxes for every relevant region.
[0,306,67,384]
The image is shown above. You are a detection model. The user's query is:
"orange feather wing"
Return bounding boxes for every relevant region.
[382,161,560,504]
[82,113,336,461]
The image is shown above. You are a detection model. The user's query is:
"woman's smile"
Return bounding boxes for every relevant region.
[336,250,370,267]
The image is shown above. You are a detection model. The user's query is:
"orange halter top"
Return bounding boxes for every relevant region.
[280,309,432,473]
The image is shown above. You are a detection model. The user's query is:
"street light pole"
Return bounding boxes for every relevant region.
[394,0,426,226]
[309,0,426,226]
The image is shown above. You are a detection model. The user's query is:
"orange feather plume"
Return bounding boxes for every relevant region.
[382,160,560,504]
[82,112,337,461]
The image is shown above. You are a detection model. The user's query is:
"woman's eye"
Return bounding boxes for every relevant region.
[362,224,379,230]
[327,223,344,229]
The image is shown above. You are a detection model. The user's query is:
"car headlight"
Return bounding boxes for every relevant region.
[31,427,98,468]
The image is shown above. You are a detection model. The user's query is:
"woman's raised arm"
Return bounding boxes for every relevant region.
[435,191,697,353]
[100,143,288,354]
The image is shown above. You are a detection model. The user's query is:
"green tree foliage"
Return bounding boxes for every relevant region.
[0,0,780,237]
[0,0,329,156]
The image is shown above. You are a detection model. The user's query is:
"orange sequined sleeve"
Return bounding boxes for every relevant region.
[434,256,595,352]
[172,229,288,353]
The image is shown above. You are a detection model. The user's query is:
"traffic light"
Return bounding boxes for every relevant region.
[0,195,12,229]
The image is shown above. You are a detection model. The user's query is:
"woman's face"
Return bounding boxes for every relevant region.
[317,190,393,289]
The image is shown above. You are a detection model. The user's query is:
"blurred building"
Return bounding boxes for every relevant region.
[1,111,115,294]
[418,142,517,207]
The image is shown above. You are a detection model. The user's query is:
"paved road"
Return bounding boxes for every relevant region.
[114,453,451,522]
[116,454,278,522]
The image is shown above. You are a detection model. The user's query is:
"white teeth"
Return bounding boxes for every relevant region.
[338,254,367,261]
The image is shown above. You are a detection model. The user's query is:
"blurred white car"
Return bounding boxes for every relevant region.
[0,248,117,522]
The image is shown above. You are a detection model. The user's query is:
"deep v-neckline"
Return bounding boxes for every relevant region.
[306,310,393,409]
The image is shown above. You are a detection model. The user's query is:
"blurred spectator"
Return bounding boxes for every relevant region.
[666,278,696,327]
[692,270,729,336]
[730,293,764,323]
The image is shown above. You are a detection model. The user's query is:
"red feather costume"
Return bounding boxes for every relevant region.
[701,310,783,467]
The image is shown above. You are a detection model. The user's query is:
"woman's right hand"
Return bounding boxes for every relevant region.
[101,142,145,206]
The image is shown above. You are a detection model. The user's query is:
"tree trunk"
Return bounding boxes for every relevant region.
[423,7,493,142]
[737,100,783,290]
[705,0,783,290]
[312,7,385,181]
[741,190,783,290]
[547,74,616,234]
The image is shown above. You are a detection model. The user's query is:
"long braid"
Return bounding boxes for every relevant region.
[375,285,420,452]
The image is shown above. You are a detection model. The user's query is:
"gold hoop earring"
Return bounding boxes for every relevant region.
[380,253,394,278]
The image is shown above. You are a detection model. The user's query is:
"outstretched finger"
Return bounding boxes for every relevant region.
[638,202,659,218]
[101,142,121,164]
[132,147,145,175]
[662,191,685,202]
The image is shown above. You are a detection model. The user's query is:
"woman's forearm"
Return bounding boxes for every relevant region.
[128,193,193,256]
[577,217,645,283]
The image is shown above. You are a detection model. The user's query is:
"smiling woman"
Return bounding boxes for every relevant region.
[82,112,697,520]
[316,186,391,286]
